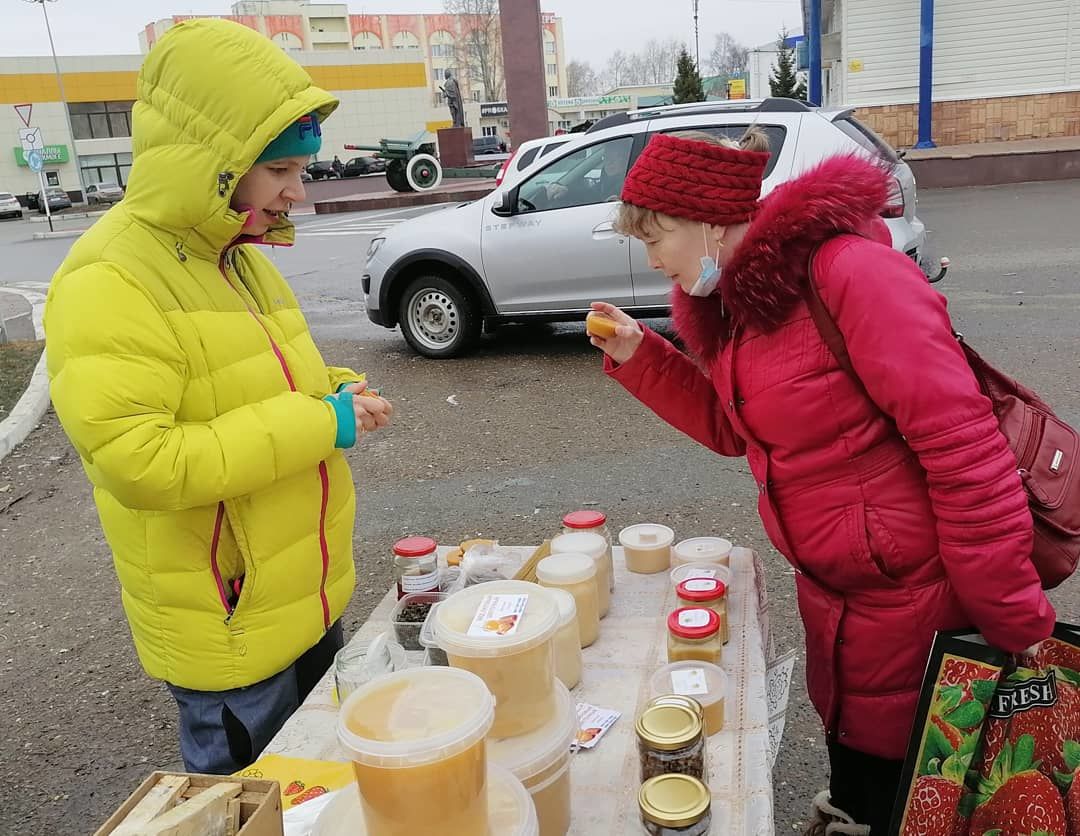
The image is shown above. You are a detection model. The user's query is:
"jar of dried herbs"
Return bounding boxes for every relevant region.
[635,702,706,784]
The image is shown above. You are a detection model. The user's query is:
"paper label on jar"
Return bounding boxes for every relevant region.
[671,668,709,696]
[684,578,718,592]
[400,570,440,593]
[685,568,718,580]
[677,609,712,629]
[574,703,621,750]
[466,594,528,638]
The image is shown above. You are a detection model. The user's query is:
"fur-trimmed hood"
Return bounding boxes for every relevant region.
[671,154,892,362]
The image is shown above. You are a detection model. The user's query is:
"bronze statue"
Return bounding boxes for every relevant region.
[441,69,466,128]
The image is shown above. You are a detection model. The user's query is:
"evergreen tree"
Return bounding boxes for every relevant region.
[769,30,807,100]
[672,48,706,104]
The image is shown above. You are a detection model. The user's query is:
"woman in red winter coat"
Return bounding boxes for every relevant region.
[592,130,1056,834]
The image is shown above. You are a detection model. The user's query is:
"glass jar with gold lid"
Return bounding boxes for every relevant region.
[635,701,706,783]
[639,774,712,836]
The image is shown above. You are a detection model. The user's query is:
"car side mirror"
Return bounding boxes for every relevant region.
[491,189,516,217]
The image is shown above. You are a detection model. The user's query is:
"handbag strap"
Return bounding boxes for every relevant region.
[805,247,860,386]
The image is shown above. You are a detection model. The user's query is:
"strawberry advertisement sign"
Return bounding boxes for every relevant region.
[891,624,1080,836]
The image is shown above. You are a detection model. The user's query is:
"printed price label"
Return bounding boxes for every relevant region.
[467,594,528,638]
[671,668,709,696]
[678,609,712,629]
[574,703,620,750]
[684,578,719,592]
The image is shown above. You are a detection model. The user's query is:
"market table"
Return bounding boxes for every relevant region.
[265,546,784,835]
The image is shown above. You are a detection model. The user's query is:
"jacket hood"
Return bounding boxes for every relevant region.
[671,154,892,362]
[124,18,338,259]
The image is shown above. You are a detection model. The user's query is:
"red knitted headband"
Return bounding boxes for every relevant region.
[620,133,771,227]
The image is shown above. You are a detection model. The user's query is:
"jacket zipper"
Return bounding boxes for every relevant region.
[209,502,232,618]
[217,250,332,631]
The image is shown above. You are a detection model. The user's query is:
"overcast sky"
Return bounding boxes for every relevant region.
[3,0,803,68]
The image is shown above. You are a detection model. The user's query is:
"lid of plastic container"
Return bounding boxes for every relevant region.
[488,680,576,783]
[639,774,711,828]
[312,762,538,836]
[673,536,732,563]
[535,553,596,586]
[650,661,729,708]
[634,702,702,752]
[337,667,494,768]
[546,587,578,627]
[618,523,675,549]
[433,580,560,658]
[563,510,608,529]
[393,536,438,558]
[676,578,726,602]
[667,607,721,639]
[670,562,732,589]
[550,531,607,560]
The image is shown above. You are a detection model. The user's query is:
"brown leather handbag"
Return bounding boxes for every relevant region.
[805,257,1079,589]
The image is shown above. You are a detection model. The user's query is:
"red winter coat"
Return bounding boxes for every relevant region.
[606,155,1055,760]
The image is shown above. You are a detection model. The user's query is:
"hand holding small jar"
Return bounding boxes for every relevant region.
[587,301,643,365]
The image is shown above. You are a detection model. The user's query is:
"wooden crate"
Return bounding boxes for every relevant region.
[95,772,282,836]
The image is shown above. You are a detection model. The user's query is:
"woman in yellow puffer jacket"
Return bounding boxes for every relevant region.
[43,19,391,773]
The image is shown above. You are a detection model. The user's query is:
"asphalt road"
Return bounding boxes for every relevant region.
[1,179,1079,834]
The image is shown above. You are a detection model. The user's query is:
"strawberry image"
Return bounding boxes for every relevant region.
[283,780,304,796]
[1006,670,1080,780]
[933,714,965,751]
[965,736,1067,836]
[1052,742,1080,834]
[901,774,964,836]
[290,785,329,806]
[1039,639,1080,675]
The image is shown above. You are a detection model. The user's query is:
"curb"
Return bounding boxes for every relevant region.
[32,229,86,241]
[313,182,494,214]
[28,209,106,223]
[0,284,50,463]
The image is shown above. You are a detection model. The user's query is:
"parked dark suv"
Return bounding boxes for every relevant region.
[344,156,386,176]
[305,160,340,180]
[472,135,504,156]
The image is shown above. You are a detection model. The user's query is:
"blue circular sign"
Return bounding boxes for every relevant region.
[26,149,44,172]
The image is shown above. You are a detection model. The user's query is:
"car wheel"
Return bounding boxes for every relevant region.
[398,275,480,359]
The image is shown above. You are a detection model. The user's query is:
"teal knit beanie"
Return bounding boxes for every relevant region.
[256,112,322,163]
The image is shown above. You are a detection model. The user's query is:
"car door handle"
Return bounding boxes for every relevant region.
[592,222,620,240]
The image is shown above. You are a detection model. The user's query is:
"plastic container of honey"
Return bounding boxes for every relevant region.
[535,554,601,649]
[650,661,729,736]
[619,524,675,574]
[666,608,722,665]
[434,580,561,738]
[547,587,583,689]
[670,562,732,592]
[676,578,728,645]
[550,531,611,617]
[489,680,577,836]
[671,537,732,568]
[313,761,539,836]
[561,510,615,594]
[337,667,495,836]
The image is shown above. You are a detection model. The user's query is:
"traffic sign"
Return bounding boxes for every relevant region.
[19,127,44,155]
[26,150,44,172]
[13,104,32,128]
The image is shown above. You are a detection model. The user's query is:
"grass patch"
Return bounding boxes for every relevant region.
[0,340,44,421]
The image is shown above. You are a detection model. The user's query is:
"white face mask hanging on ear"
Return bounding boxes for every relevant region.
[688,222,726,298]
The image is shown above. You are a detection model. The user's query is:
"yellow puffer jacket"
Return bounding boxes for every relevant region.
[44,19,358,691]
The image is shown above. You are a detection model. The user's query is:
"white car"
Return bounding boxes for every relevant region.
[86,182,124,205]
[494,133,582,190]
[364,98,931,358]
[0,192,23,220]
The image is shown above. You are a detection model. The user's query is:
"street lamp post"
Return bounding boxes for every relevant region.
[24,0,90,204]
[692,0,701,69]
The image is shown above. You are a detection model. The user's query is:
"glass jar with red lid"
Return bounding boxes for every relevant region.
[676,578,728,644]
[666,607,723,665]
[392,536,439,599]
[562,510,614,592]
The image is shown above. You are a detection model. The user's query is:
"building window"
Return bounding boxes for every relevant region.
[548,86,559,97]
[482,126,498,137]
[547,63,558,77]
[558,120,572,130]
[69,101,134,140]
[545,41,556,55]
[431,43,454,58]
[79,152,133,187]
[472,90,481,103]
[434,89,446,106]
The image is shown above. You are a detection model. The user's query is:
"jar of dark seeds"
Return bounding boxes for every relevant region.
[638,774,712,835]
[635,702,706,784]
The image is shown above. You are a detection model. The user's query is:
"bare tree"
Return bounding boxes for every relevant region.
[708,32,749,77]
[566,60,599,97]
[604,50,630,88]
[641,38,683,85]
[445,0,504,102]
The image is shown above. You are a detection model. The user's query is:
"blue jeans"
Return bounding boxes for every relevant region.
[166,621,344,774]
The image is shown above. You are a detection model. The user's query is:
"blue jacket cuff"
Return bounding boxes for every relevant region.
[324,392,357,449]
